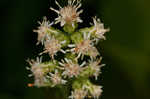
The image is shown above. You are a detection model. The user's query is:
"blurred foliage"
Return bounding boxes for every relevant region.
[0,0,150,99]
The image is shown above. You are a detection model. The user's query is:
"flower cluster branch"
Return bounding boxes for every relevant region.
[27,0,109,99]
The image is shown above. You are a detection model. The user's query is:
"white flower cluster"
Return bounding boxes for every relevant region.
[50,0,83,27]
[27,0,109,99]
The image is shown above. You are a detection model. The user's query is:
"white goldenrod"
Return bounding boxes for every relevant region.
[90,17,109,42]
[88,57,105,80]
[27,57,49,87]
[69,89,87,99]
[90,85,103,99]
[49,70,67,87]
[59,58,85,78]
[50,0,83,27]
[27,0,109,98]
[40,36,66,59]
[27,57,44,78]
[33,17,53,45]
[69,32,99,59]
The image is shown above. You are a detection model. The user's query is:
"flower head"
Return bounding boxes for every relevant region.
[69,89,87,99]
[90,17,109,42]
[50,0,83,27]
[27,57,44,78]
[40,36,66,59]
[88,57,105,80]
[69,32,99,59]
[27,57,49,87]
[33,17,53,45]
[59,58,85,78]
[90,85,103,99]
[49,70,67,87]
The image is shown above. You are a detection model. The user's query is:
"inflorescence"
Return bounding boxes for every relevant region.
[27,0,109,99]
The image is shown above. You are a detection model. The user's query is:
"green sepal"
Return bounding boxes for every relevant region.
[79,27,93,34]
[42,61,58,73]
[63,23,78,34]
[79,65,97,78]
[47,27,70,47]
[55,33,70,47]
[72,78,90,90]
[79,26,97,38]
[71,32,83,44]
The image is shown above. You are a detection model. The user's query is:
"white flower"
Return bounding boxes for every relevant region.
[49,70,67,87]
[69,89,87,99]
[90,17,109,42]
[33,17,53,45]
[88,57,105,80]
[34,77,49,87]
[40,36,66,59]
[69,32,99,59]
[50,0,83,27]
[59,58,85,78]
[90,85,103,99]
[27,57,48,87]
[27,57,44,78]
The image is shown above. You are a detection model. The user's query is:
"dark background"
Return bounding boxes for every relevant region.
[1,0,150,99]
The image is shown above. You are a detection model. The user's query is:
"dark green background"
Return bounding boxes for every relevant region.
[1,0,150,99]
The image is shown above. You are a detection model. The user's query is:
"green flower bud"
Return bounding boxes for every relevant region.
[63,23,78,33]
